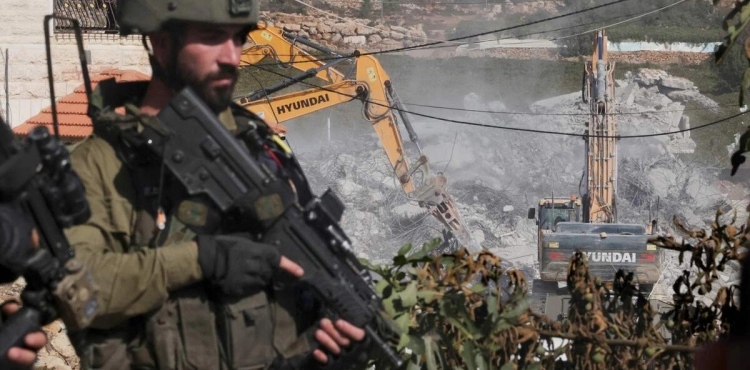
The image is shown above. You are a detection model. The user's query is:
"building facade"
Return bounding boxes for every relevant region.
[0,0,150,126]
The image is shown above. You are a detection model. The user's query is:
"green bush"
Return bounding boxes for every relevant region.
[556,34,595,58]
[365,209,741,369]
[606,25,723,45]
[359,0,373,19]
[715,43,748,94]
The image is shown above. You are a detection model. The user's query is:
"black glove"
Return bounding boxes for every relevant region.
[197,234,281,297]
[0,204,34,279]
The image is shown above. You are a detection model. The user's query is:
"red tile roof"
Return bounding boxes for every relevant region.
[13,69,150,141]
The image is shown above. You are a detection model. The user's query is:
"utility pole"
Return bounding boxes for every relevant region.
[380,0,384,25]
[4,49,8,125]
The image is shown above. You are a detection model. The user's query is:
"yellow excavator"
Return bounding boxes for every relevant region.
[528,31,661,303]
[236,24,477,250]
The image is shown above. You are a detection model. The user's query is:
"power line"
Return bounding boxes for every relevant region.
[291,0,466,45]
[243,11,635,58]
[251,0,689,62]
[243,11,628,58]
[244,63,747,138]
[548,0,687,42]
[243,42,731,117]
[255,0,634,64]
[399,101,731,116]
[317,0,572,3]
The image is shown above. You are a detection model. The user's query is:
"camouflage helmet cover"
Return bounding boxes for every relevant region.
[117,0,259,36]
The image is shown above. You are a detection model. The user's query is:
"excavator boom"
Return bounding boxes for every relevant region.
[583,31,618,223]
[237,25,477,251]
[241,24,348,84]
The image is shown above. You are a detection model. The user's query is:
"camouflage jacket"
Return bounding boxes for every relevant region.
[66,79,315,370]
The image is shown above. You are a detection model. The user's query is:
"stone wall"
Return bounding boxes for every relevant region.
[312,0,563,15]
[261,12,429,52]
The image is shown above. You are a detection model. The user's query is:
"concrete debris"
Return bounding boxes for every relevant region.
[659,76,695,90]
[619,82,638,106]
[666,89,720,110]
[392,203,427,218]
[529,91,580,113]
[336,179,365,197]
[343,35,366,45]
[635,68,668,86]
[472,229,486,244]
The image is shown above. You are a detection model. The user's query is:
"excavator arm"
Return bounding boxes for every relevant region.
[582,30,618,224]
[241,24,348,84]
[236,25,477,250]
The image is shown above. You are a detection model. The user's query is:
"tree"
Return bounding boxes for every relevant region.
[715,41,747,94]
[555,34,595,58]
[359,0,373,18]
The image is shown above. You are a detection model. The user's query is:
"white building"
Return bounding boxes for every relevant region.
[0,0,151,126]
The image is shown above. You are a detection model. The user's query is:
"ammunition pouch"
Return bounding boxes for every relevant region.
[218,292,276,370]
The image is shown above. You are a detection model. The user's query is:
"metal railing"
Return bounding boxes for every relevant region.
[53,0,119,34]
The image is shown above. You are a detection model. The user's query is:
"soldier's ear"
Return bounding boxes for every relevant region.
[147,32,171,65]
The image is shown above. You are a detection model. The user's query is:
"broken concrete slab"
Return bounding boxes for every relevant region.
[336,179,365,197]
[668,104,685,130]
[529,91,580,113]
[392,203,426,218]
[666,90,720,110]
[635,68,667,86]
[653,94,673,110]
[679,115,690,139]
[668,138,696,154]
[659,76,695,90]
[619,82,638,106]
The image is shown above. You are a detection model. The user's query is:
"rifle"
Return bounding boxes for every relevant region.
[120,87,403,369]
[0,14,98,368]
[0,117,97,368]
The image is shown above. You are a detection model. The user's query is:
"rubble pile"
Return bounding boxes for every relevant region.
[292,68,746,302]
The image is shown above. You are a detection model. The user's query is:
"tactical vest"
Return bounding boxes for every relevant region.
[77,80,317,370]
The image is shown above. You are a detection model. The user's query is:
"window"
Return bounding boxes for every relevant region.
[53,0,119,34]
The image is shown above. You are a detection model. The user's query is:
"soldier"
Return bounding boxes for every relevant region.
[65,0,368,369]
[0,204,49,369]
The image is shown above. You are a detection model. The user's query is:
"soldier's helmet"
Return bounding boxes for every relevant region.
[116,0,259,36]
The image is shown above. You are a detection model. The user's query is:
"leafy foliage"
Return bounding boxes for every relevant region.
[363,209,747,369]
[715,0,750,173]
[359,0,374,19]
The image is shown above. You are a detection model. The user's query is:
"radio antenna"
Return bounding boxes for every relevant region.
[43,15,93,140]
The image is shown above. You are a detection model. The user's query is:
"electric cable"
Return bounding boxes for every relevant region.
[254,0,635,63]
[244,63,746,139]
[549,0,688,42]
[399,101,731,116]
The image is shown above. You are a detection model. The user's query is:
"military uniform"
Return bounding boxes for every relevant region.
[66,81,316,370]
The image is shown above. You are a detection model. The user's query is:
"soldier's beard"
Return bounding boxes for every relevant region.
[174,62,238,114]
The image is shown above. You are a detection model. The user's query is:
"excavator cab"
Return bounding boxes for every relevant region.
[529,196,582,231]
